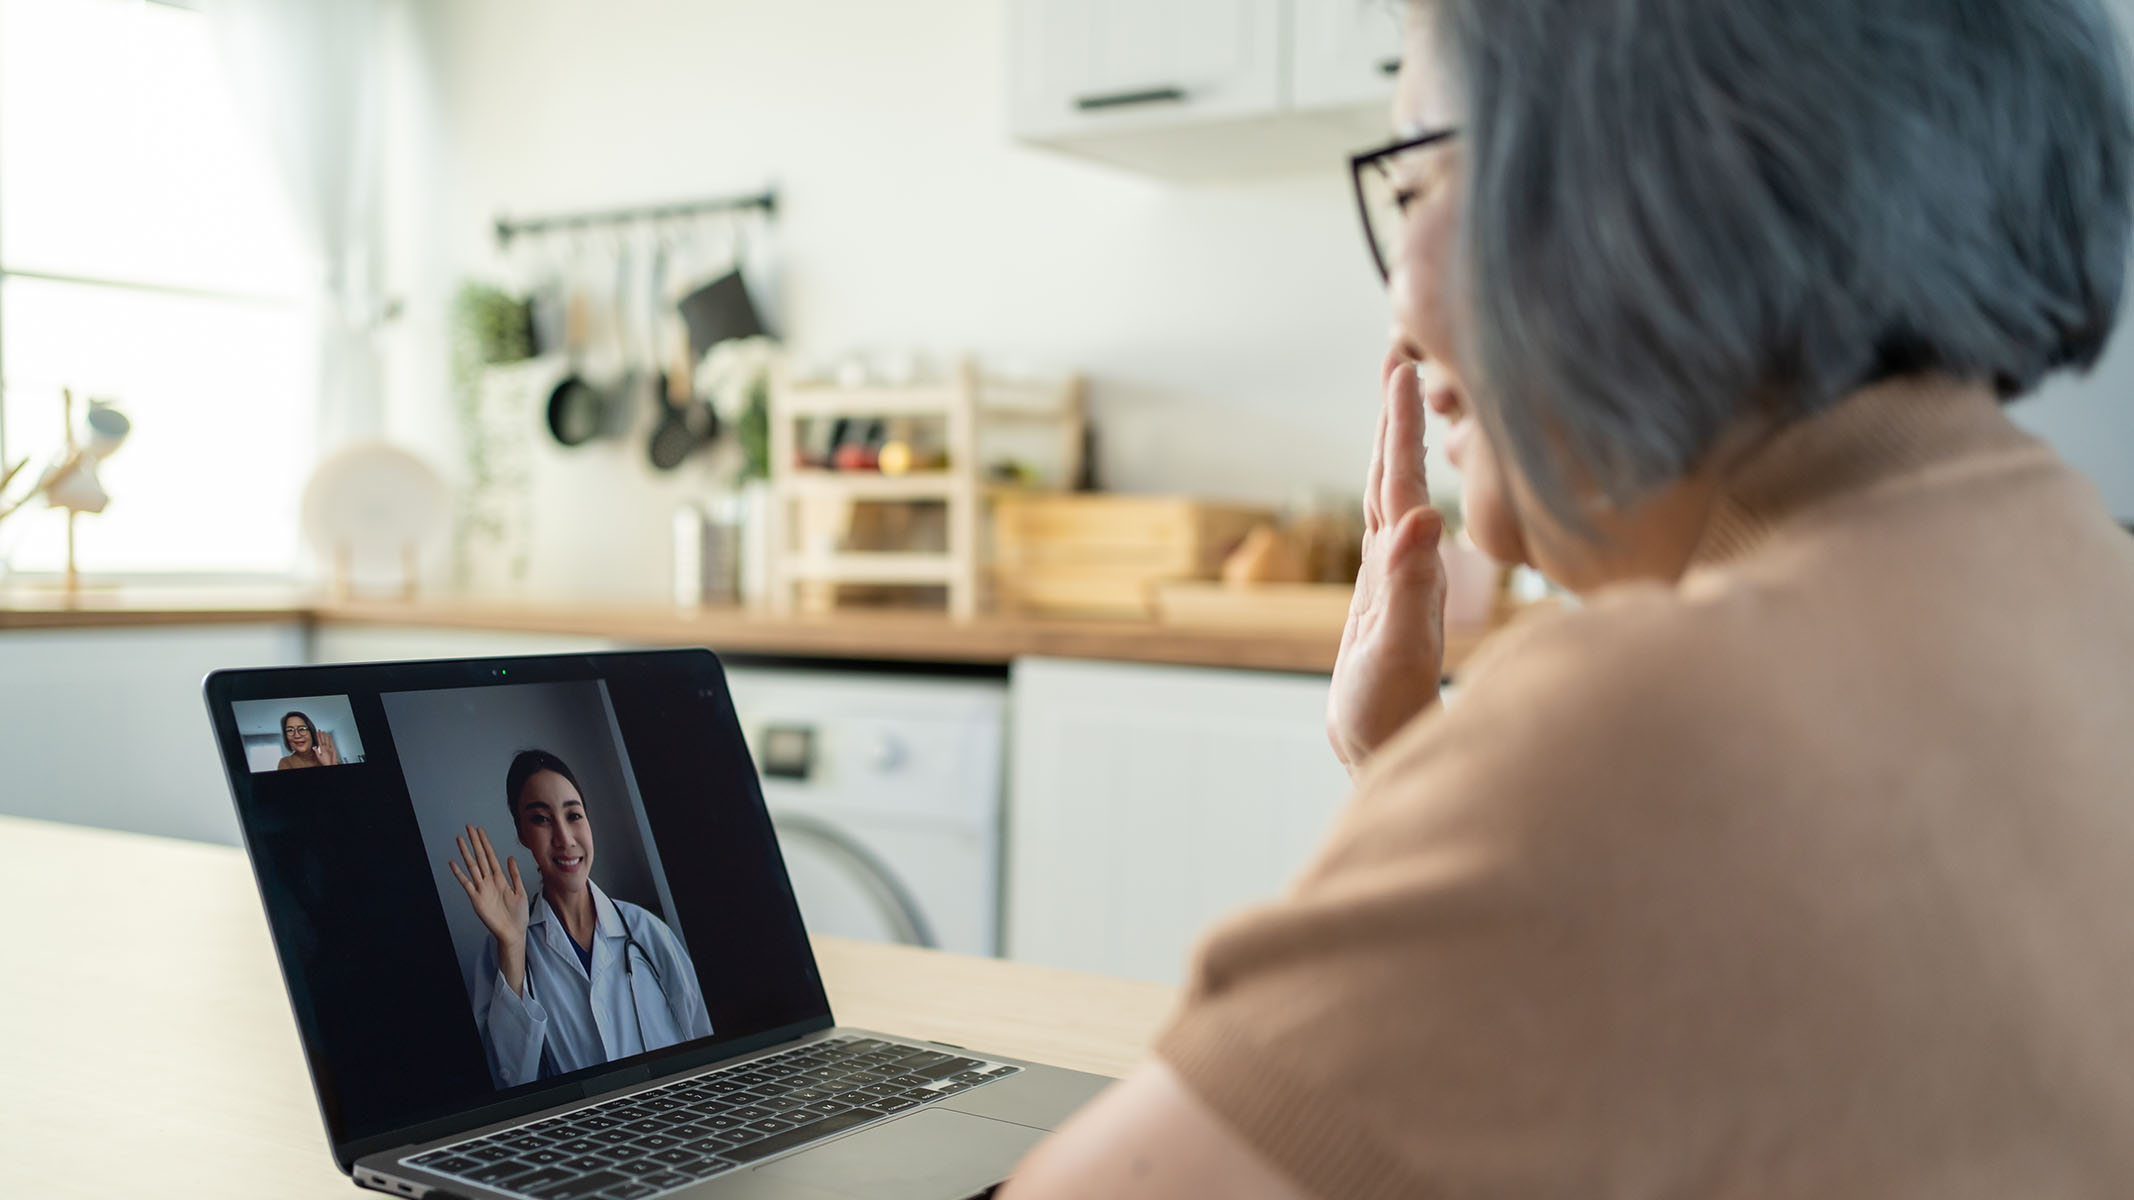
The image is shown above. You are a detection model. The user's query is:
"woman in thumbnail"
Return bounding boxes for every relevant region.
[275,712,338,770]
[448,749,714,1088]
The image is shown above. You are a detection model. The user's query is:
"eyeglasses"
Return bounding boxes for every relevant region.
[1350,128,1459,285]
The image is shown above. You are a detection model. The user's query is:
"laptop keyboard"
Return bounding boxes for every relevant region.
[405,1036,1022,1200]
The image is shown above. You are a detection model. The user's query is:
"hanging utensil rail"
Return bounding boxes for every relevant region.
[493,187,778,250]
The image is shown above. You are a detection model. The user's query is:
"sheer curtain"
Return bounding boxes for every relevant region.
[202,0,388,447]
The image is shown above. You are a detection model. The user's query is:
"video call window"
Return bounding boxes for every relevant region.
[382,679,713,1090]
[231,694,365,773]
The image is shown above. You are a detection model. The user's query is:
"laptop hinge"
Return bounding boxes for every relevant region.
[578,1063,652,1099]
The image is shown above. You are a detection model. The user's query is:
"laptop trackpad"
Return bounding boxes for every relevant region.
[755,1108,1043,1199]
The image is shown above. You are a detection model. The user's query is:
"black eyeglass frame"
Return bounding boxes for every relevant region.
[1350,128,1460,284]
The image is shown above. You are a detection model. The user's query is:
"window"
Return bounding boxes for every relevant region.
[1,0,317,576]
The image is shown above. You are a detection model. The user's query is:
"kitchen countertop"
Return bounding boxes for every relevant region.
[0,585,1519,676]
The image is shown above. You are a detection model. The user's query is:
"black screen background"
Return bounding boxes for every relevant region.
[209,651,831,1166]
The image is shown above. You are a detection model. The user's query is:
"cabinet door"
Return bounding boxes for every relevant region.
[0,624,308,844]
[1006,658,1352,984]
[1291,0,1406,112]
[1011,0,1284,139]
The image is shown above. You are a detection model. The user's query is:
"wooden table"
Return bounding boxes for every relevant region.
[0,816,1176,1199]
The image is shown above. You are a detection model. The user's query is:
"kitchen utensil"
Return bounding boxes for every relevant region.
[545,374,603,445]
[523,235,570,356]
[678,268,767,361]
[545,255,606,447]
[646,237,715,471]
[603,236,641,438]
[672,502,739,606]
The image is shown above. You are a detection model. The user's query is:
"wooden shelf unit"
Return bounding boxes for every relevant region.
[766,359,1084,618]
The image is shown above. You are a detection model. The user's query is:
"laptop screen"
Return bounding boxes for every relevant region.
[205,650,831,1167]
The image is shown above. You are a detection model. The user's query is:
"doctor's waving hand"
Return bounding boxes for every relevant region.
[449,749,714,1089]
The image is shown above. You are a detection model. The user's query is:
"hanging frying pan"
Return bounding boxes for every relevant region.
[545,249,608,447]
[545,376,603,447]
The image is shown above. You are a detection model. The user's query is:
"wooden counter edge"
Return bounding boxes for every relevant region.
[2,590,1527,677]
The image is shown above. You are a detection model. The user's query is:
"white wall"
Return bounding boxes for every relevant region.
[392,0,2133,604]
[2016,0,2134,523]
[2019,328,2134,522]
[397,0,1390,600]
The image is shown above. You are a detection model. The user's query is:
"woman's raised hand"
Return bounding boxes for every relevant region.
[449,824,528,950]
[315,730,339,765]
[1327,350,1449,777]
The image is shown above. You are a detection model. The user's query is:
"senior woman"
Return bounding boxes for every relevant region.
[1007,0,2134,1197]
[275,711,338,770]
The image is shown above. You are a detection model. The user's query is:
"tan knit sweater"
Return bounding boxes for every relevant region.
[1157,378,2134,1199]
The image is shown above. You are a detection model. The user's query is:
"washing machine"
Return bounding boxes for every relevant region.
[721,664,1006,956]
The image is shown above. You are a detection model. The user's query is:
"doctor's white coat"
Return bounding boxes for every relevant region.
[474,881,714,1088]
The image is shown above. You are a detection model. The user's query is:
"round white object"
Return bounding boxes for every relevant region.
[300,442,450,560]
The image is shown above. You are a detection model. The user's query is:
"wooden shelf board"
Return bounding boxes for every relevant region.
[776,386,960,417]
[783,553,959,584]
[781,471,969,500]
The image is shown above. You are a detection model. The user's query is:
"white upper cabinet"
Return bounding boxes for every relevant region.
[1008,0,1406,180]
[1291,0,1405,112]
[1011,0,1285,140]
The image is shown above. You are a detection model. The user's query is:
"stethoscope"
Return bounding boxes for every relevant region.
[524,891,677,1061]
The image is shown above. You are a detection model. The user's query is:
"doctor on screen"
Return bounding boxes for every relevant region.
[447,749,713,1088]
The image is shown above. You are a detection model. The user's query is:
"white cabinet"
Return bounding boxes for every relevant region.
[1008,0,1406,179]
[1010,0,1284,139]
[1005,657,1353,984]
[0,623,308,844]
[1291,0,1404,111]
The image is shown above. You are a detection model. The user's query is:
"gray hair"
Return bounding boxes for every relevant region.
[1422,0,2134,529]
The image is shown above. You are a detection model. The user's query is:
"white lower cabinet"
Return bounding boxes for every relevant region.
[0,623,307,844]
[1005,656,1353,984]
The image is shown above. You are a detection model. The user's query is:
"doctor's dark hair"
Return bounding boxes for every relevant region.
[279,711,317,753]
[1414,0,2134,530]
[504,749,585,821]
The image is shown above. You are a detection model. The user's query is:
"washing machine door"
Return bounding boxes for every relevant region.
[771,813,938,948]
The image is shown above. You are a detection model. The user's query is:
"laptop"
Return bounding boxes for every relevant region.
[204,649,1109,1200]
